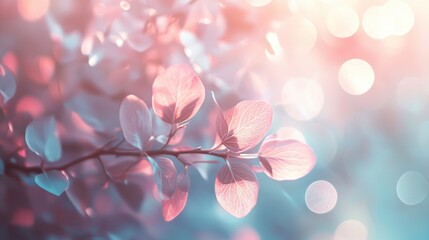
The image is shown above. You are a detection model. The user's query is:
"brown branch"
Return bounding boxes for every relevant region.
[3,146,228,176]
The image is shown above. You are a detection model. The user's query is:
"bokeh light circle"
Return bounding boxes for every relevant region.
[326,6,359,38]
[276,127,307,143]
[396,171,428,205]
[334,220,368,240]
[305,180,338,214]
[384,0,414,36]
[282,78,324,121]
[17,0,50,21]
[278,16,317,54]
[362,6,394,39]
[246,0,271,7]
[338,59,374,95]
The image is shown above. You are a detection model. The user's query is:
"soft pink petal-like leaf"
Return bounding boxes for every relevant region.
[258,139,316,181]
[147,156,177,199]
[212,92,228,143]
[162,169,190,222]
[215,162,258,218]
[119,95,151,150]
[152,64,205,124]
[220,101,273,153]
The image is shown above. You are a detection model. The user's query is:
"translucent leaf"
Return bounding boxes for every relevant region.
[34,170,69,196]
[147,156,177,199]
[119,95,152,150]
[0,64,16,105]
[65,91,120,132]
[212,92,228,144]
[215,162,258,218]
[25,116,62,162]
[152,64,205,124]
[219,101,273,153]
[162,169,190,221]
[258,139,316,181]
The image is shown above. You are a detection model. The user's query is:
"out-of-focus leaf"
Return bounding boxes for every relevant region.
[218,100,272,153]
[0,64,16,105]
[258,139,316,181]
[25,116,62,162]
[114,182,145,211]
[119,95,152,150]
[0,160,4,175]
[152,64,205,124]
[162,169,190,221]
[147,156,177,199]
[65,178,90,216]
[65,91,119,132]
[35,170,69,196]
[215,162,258,218]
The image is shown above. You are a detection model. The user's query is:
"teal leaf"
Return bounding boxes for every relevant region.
[0,64,16,105]
[25,116,62,162]
[35,170,69,196]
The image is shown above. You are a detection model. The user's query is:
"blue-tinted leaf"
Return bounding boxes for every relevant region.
[0,160,4,175]
[119,95,151,150]
[35,170,69,196]
[25,116,62,162]
[65,91,120,132]
[147,156,177,200]
[0,64,16,105]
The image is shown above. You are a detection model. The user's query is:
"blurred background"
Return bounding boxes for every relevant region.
[1,0,429,239]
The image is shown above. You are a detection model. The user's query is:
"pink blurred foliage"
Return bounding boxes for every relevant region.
[0,0,322,238]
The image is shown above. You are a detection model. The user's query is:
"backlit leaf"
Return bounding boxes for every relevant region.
[162,169,190,222]
[119,95,152,150]
[258,139,316,181]
[212,92,228,143]
[152,64,205,124]
[25,116,62,162]
[0,64,16,105]
[147,156,177,199]
[35,170,69,196]
[219,101,272,153]
[215,162,258,218]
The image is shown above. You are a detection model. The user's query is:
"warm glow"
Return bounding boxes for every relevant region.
[278,16,317,54]
[384,0,414,36]
[282,78,324,121]
[338,59,374,95]
[335,220,368,240]
[17,0,50,21]
[326,6,359,38]
[362,6,394,39]
[246,0,272,7]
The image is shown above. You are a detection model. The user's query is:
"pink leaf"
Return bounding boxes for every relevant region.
[212,92,228,143]
[162,169,190,222]
[219,101,273,153]
[148,156,177,199]
[258,139,316,181]
[152,64,205,124]
[119,95,151,150]
[215,162,258,218]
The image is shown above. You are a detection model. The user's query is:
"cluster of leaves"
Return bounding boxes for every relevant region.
[1,63,316,221]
